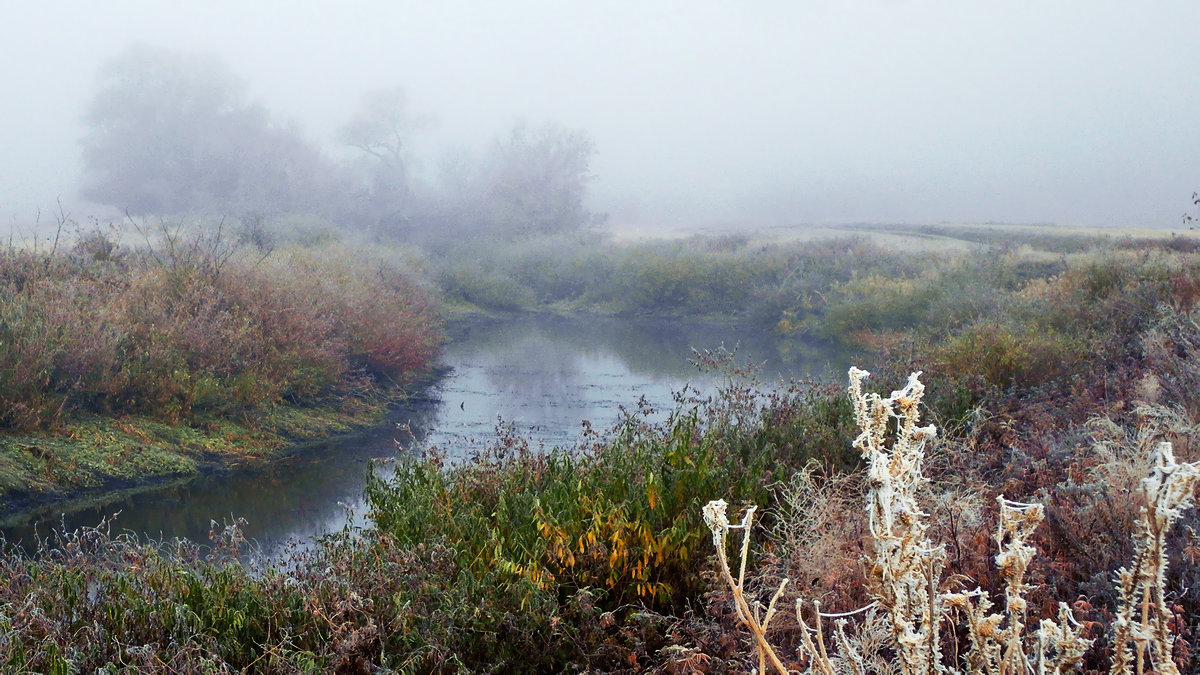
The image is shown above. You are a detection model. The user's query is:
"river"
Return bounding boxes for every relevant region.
[1,314,840,558]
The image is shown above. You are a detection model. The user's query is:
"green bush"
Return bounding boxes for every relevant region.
[367,377,858,615]
[930,322,1085,390]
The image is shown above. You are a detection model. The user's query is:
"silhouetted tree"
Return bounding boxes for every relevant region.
[80,44,335,217]
[337,87,427,234]
[482,122,602,236]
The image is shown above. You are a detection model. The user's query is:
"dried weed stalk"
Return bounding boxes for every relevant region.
[944,497,1091,674]
[1110,441,1200,675]
[701,368,1197,674]
[848,367,943,674]
[702,499,792,673]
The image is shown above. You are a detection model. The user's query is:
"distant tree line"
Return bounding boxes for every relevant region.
[79,44,602,248]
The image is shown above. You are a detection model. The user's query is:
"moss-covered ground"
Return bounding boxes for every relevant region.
[0,391,394,517]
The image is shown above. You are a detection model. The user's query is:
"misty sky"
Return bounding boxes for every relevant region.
[2,1,1197,232]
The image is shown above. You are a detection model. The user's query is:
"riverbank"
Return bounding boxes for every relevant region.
[3,311,838,560]
[0,228,443,520]
[0,388,398,522]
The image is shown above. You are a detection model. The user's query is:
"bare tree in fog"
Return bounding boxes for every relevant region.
[77,45,603,249]
[337,87,427,236]
[331,90,605,246]
[79,44,336,218]
[412,122,603,250]
[483,122,603,236]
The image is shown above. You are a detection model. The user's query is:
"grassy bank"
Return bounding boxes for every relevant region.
[0,224,442,511]
[433,224,1200,340]
[0,393,393,517]
[435,225,1200,418]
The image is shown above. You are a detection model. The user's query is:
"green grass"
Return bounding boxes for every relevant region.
[0,392,398,516]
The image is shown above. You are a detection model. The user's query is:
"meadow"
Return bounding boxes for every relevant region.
[3,220,1200,671]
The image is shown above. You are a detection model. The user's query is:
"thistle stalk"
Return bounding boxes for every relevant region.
[702,499,791,674]
[1110,442,1200,675]
[849,367,944,675]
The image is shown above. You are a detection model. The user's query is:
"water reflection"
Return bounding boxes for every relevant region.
[1,315,839,558]
[426,314,834,451]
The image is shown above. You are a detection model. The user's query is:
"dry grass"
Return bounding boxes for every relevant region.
[0,229,441,431]
[704,369,1199,674]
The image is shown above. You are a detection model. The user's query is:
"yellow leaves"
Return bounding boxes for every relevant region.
[644,470,667,512]
[631,582,667,598]
[575,530,597,555]
[517,480,700,606]
[497,557,554,591]
[775,308,803,335]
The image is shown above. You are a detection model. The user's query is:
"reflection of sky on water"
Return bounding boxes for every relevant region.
[1,315,840,559]
[421,314,839,454]
[424,351,682,452]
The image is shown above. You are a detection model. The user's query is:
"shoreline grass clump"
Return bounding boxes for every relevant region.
[365,367,860,615]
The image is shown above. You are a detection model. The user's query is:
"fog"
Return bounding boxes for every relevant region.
[2,0,1198,234]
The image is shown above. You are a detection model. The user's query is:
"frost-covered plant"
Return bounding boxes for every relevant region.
[944,497,1091,674]
[702,499,792,674]
[1110,441,1200,675]
[703,367,944,673]
[701,368,1197,674]
[848,367,944,673]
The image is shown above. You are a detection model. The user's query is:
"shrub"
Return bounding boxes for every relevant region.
[436,265,535,310]
[0,227,442,430]
[0,252,123,428]
[367,408,773,612]
[930,322,1085,390]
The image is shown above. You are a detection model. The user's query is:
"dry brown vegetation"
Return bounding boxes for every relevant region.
[0,224,440,431]
[0,221,442,507]
[706,369,1199,673]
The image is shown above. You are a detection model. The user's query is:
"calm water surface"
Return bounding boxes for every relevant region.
[1,314,840,558]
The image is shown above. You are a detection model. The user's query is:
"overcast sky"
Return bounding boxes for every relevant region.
[2,0,1197,232]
